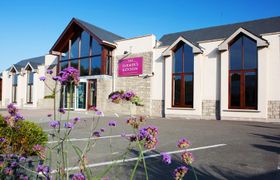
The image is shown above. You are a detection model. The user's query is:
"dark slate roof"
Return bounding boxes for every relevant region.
[7,56,45,71]
[75,18,125,43]
[159,16,280,47]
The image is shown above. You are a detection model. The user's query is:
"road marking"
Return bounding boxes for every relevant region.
[47,134,134,144]
[51,143,226,173]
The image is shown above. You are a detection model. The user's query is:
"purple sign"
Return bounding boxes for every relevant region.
[118,57,143,76]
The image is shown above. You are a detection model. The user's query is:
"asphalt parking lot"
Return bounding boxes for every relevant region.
[1,108,279,179]
[33,112,280,180]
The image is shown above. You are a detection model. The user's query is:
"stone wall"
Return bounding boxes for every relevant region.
[267,101,280,119]
[96,77,112,112]
[105,52,153,115]
[151,100,164,117]
[202,100,220,119]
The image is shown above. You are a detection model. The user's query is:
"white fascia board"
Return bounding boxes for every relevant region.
[218,27,269,51]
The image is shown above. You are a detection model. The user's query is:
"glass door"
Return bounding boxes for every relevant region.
[61,85,74,109]
[76,82,87,110]
[88,80,97,109]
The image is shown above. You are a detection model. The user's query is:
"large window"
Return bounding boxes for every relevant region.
[27,70,34,103]
[229,34,257,109]
[172,43,194,107]
[59,30,112,76]
[12,73,18,103]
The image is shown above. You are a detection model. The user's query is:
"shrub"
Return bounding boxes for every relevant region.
[0,115,48,156]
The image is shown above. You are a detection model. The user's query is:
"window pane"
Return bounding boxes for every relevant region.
[106,56,112,75]
[89,81,97,107]
[12,86,17,103]
[230,37,243,70]
[61,46,69,61]
[91,38,102,56]
[60,61,68,71]
[70,59,79,69]
[80,58,89,76]
[173,45,183,73]
[184,44,194,73]
[12,74,18,86]
[185,75,193,106]
[173,75,181,105]
[245,72,257,107]
[230,73,241,107]
[80,31,90,57]
[28,72,34,85]
[27,85,33,103]
[244,36,257,69]
[70,36,79,59]
[91,56,101,75]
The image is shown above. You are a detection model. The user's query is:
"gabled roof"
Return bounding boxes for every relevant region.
[218,27,269,51]
[7,56,45,72]
[50,18,125,52]
[159,16,280,47]
[75,18,125,43]
[162,36,203,56]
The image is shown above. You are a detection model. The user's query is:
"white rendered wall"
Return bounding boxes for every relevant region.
[45,54,57,66]
[115,35,156,56]
[264,34,280,101]
[199,41,223,101]
[151,47,165,101]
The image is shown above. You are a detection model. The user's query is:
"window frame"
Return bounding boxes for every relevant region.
[26,70,34,104]
[228,34,258,110]
[58,31,113,76]
[171,43,194,108]
[12,73,18,103]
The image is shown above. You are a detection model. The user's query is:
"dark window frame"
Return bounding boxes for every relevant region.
[26,70,34,104]
[228,34,258,110]
[172,43,194,108]
[12,73,18,103]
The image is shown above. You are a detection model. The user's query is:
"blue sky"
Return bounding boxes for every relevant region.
[0,0,279,70]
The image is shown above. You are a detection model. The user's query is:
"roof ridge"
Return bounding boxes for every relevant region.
[74,18,125,39]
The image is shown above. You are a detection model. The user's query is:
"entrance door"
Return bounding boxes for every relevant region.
[62,85,74,109]
[76,82,87,110]
[88,80,97,109]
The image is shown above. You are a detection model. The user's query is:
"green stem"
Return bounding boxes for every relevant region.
[137,141,148,180]
[191,164,198,180]
[130,153,141,180]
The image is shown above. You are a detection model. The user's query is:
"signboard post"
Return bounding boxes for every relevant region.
[118,57,143,77]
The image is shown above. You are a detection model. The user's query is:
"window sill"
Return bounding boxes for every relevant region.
[223,109,260,113]
[167,107,196,110]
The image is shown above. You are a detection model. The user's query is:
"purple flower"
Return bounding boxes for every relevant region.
[58,67,80,86]
[108,120,117,127]
[95,110,103,116]
[15,113,24,121]
[161,152,172,165]
[64,122,74,129]
[11,162,17,168]
[47,69,53,74]
[181,151,194,165]
[0,137,5,143]
[47,113,52,117]
[58,108,66,114]
[49,120,60,128]
[92,131,101,137]
[72,117,80,123]
[19,156,26,161]
[7,103,18,116]
[71,172,85,180]
[173,166,188,180]
[52,76,62,81]
[177,138,191,149]
[100,128,105,132]
[39,76,46,81]
[4,167,13,175]
[138,126,158,149]
[36,164,44,173]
